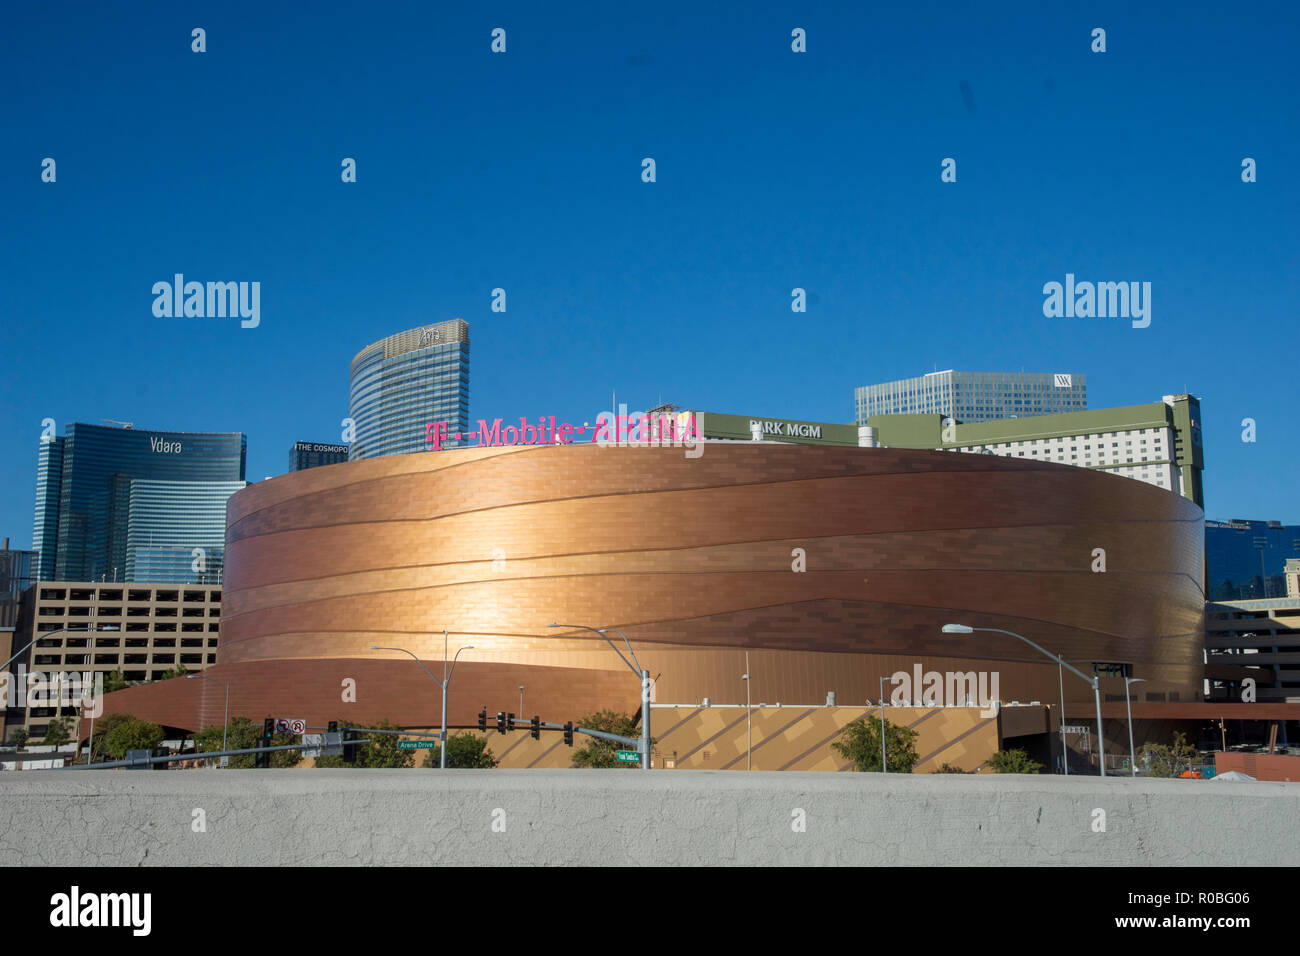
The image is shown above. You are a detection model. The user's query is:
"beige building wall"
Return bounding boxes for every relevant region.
[398,704,1009,773]
[4,581,221,740]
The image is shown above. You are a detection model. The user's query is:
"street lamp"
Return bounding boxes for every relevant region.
[1057,656,1068,775]
[942,623,1107,777]
[550,622,651,769]
[1,625,79,671]
[187,673,230,767]
[878,675,887,773]
[4,626,97,760]
[742,653,751,771]
[370,630,473,769]
[1124,676,1146,777]
[518,684,525,717]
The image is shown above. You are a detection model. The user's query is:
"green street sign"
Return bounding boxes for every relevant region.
[397,740,438,750]
[616,750,640,763]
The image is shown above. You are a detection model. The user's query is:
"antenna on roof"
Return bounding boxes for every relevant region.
[101,419,134,429]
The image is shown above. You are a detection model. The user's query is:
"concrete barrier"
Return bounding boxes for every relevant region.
[2,769,1296,866]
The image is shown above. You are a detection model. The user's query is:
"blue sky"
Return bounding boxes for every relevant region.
[2,0,1297,546]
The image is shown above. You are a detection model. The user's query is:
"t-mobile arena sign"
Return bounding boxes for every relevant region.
[426,407,703,458]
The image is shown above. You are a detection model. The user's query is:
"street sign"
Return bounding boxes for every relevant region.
[274,718,290,733]
[1061,725,1089,735]
[301,733,323,759]
[615,750,640,763]
[290,719,306,734]
[397,740,438,750]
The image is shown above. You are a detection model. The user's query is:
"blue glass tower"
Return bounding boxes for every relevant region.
[855,370,1088,424]
[31,423,246,583]
[1206,519,1300,600]
[32,437,64,580]
[348,319,470,460]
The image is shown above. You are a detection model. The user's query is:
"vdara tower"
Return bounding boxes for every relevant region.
[348,320,470,460]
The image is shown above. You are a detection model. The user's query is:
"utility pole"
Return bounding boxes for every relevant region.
[551,623,652,769]
[742,652,751,771]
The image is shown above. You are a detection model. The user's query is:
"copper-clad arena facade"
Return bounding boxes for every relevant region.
[103,442,1205,734]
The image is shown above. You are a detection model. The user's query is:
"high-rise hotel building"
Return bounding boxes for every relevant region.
[855,370,1087,424]
[348,319,470,460]
[31,423,246,584]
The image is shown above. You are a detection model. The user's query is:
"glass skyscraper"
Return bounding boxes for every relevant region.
[31,423,246,583]
[1206,519,1300,600]
[123,479,247,583]
[289,441,350,472]
[348,319,470,460]
[0,539,36,628]
[855,370,1088,424]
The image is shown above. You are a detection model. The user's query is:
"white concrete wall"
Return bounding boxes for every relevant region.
[1,770,1296,866]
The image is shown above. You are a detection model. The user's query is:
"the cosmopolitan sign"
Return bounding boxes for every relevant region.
[427,406,703,458]
[294,442,348,453]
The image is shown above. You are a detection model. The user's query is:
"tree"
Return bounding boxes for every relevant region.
[934,762,972,773]
[153,665,190,682]
[103,669,129,694]
[10,727,30,748]
[314,719,412,769]
[193,717,301,768]
[1139,731,1197,777]
[426,732,498,768]
[86,712,132,761]
[42,717,72,747]
[985,748,1043,774]
[832,714,919,773]
[194,715,259,767]
[571,711,648,768]
[100,716,165,760]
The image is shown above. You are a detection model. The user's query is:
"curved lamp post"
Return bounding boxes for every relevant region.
[370,631,473,769]
[942,623,1106,777]
[550,622,651,769]
[1124,676,1146,777]
[5,626,97,760]
[187,673,230,767]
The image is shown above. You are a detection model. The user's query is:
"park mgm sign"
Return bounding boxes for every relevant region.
[691,411,860,447]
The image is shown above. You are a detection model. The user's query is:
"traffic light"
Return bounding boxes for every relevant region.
[478,708,487,733]
[530,715,540,740]
[562,721,574,746]
[257,717,274,768]
[341,726,356,764]
[327,721,338,734]
[496,712,506,735]
[506,712,515,732]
